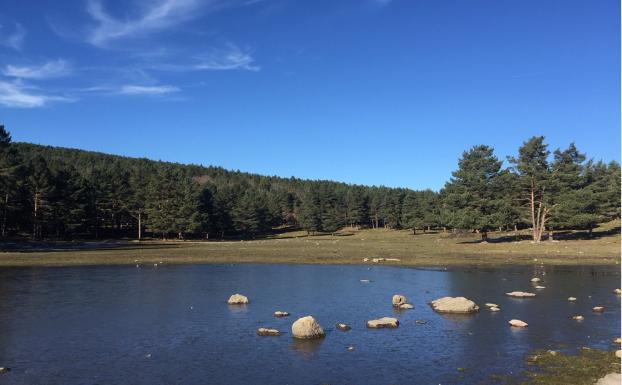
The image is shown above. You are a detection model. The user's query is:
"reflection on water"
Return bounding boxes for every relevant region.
[0,264,618,385]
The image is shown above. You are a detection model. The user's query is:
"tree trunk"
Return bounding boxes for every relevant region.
[413,228,416,235]
[481,231,488,242]
[33,190,38,239]
[1,192,8,237]
[548,229,554,241]
[514,224,519,241]
[137,211,142,241]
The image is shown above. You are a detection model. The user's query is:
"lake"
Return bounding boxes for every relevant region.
[0,264,619,384]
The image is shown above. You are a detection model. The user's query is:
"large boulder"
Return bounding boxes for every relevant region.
[291,316,325,339]
[506,291,536,298]
[367,317,399,328]
[596,373,621,385]
[430,297,479,313]
[227,294,249,304]
[392,295,407,307]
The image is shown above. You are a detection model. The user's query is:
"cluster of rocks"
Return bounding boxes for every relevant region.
[392,295,414,310]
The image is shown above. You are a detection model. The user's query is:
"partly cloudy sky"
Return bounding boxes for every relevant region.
[0,0,619,189]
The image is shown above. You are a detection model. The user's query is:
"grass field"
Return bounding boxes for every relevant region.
[1,221,619,267]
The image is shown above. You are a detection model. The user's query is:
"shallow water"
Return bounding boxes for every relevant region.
[0,264,619,385]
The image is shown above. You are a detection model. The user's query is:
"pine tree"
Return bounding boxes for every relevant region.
[508,137,552,243]
[443,145,503,241]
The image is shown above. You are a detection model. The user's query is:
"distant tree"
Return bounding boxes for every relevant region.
[402,191,423,234]
[27,156,55,239]
[298,186,322,234]
[508,137,552,243]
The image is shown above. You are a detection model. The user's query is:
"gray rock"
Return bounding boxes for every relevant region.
[430,297,479,313]
[291,316,325,339]
[227,294,249,304]
[367,317,399,328]
[257,328,281,336]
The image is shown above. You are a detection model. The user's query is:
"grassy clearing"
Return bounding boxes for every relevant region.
[0,221,619,267]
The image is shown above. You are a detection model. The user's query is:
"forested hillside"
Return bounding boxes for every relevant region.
[0,126,619,242]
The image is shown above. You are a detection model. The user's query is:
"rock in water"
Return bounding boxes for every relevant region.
[291,316,325,339]
[489,307,500,312]
[399,303,414,309]
[227,294,249,305]
[274,311,290,317]
[485,303,499,308]
[506,291,536,298]
[614,337,621,344]
[596,373,621,385]
[336,323,351,331]
[614,288,621,295]
[509,319,528,327]
[367,317,399,328]
[530,277,541,283]
[257,328,281,336]
[568,297,577,301]
[592,306,605,313]
[572,315,584,321]
[430,297,479,313]
[0,367,9,374]
[392,295,407,307]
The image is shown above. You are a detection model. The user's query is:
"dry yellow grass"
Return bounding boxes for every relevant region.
[1,222,619,267]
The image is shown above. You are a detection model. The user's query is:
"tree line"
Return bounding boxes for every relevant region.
[0,126,619,242]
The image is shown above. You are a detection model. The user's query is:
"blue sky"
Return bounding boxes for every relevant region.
[0,0,619,190]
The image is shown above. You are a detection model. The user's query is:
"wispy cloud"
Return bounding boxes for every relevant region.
[3,59,70,79]
[194,45,260,71]
[86,0,204,46]
[119,84,180,95]
[0,22,26,50]
[0,81,72,108]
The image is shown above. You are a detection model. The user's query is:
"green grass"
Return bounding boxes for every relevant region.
[513,348,621,385]
[1,221,619,267]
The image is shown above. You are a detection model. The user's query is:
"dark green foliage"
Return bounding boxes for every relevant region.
[0,125,617,241]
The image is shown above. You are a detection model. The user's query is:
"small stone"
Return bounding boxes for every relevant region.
[362,258,369,262]
[506,291,536,298]
[614,288,621,295]
[534,286,546,289]
[572,315,584,321]
[392,295,407,307]
[347,346,354,351]
[360,279,370,283]
[367,317,399,328]
[613,337,621,344]
[489,307,500,312]
[257,328,281,336]
[399,303,414,309]
[568,297,577,301]
[616,350,621,358]
[509,319,528,327]
[548,350,557,356]
[336,323,351,331]
[592,306,605,313]
[274,311,290,317]
[227,294,249,305]
[484,303,499,308]
[0,367,10,374]
[531,277,541,283]
[415,320,427,324]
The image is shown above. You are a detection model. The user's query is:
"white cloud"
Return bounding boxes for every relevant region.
[119,84,180,95]
[0,81,71,108]
[86,0,204,46]
[194,45,260,71]
[3,59,70,79]
[0,22,26,50]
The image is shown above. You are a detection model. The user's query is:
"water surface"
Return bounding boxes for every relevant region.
[0,264,619,384]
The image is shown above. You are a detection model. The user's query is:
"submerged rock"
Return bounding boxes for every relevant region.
[274,311,290,317]
[572,315,584,321]
[291,316,325,339]
[484,303,499,308]
[367,317,399,328]
[336,323,351,331]
[568,297,577,301]
[392,295,407,307]
[399,303,414,309]
[530,277,541,283]
[257,328,281,336]
[534,286,546,289]
[489,307,501,312]
[509,319,528,327]
[592,306,605,313]
[506,291,536,298]
[227,294,249,305]
[430,297,479,313]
